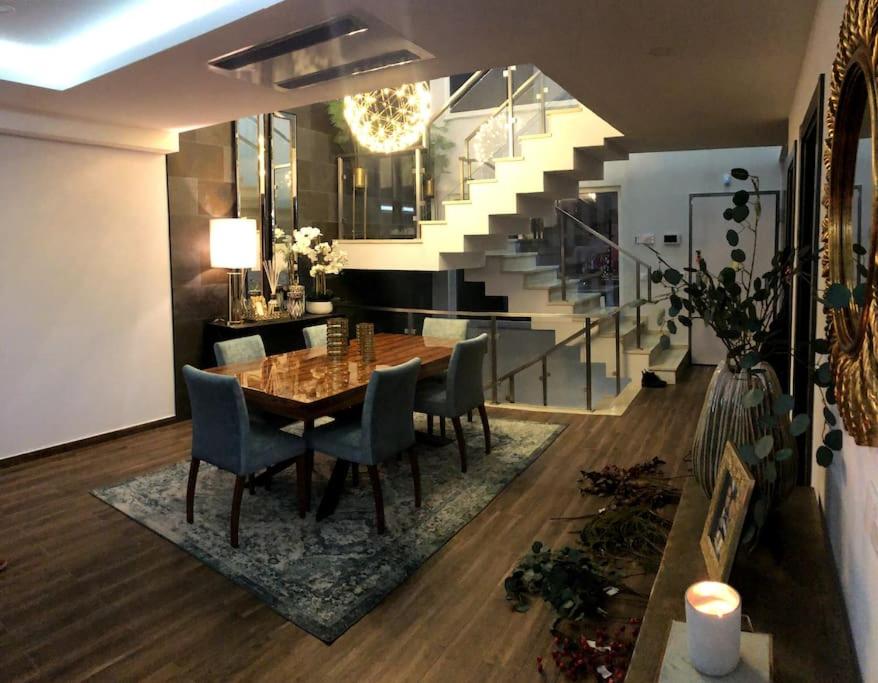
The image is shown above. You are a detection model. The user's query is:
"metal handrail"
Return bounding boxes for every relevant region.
[462,70,542,146]
[336,302,625,412]
[424,69,488,134]
[555,201,653,349]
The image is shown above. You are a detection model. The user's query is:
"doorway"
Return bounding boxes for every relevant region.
[791,76,824,486]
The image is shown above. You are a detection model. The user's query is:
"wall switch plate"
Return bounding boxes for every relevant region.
[663,233,681,245]
[635,233,655,245]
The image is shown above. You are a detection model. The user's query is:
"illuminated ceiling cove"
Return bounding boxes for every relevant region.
[0,0,281,90]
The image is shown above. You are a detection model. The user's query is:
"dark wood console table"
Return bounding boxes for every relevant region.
[202,313,333,366]
[627,478,860,682]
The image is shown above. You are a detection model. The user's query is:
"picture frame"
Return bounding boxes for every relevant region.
[700,441,755,582]
[249,295,267,319]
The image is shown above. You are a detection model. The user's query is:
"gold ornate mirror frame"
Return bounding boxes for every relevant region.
[825,0,878,445]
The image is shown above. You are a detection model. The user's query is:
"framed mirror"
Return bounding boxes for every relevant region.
[825,0,878,445]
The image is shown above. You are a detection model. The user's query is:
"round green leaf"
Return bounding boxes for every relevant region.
[732,204,750,223]
[813,338,830,354]
[664,268,683,286]
[816,362,832,387]
[737,443,758,465]
[764,460,777,483]
[667,320,678,334]
[773,394,794,415]
[816,446,834,467]
[823,406,837,426]
[723,207,734,221]
[853,283,867,307]
[730,168,749,180]
[824,283,851,309]
[659,334,671,350]
[678,315,692,327]
[650,269,664,284]
[731,248,746,263]
[742,387,764,408]
[755,434,774,459]
[741,351,761,370]
[774,448,793,462]
[726,229,739,246]
[790,413,810,436]
[824,429,843,450]
[853,242,867,256]
[732,189,750,206]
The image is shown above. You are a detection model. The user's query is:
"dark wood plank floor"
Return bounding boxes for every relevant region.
[0,368,711,682]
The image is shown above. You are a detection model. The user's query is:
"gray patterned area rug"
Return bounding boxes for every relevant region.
[93,415,564,643]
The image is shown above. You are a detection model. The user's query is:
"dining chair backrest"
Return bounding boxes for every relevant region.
[361,357,421,463]
[422,317,468,340]
[183,365,249,474]
[446,333,488,416]
[303,324,328,348]
[214,335,265,366]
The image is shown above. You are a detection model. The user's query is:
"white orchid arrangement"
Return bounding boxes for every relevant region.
[271,226,347,300]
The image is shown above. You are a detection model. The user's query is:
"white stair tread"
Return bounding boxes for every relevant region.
[598,315,640,339]
[624,332,664,355]
[650,345,689,371]
[546,293,603,306]
[485,250,539,258]
[514,265,557,275]
[525,277,581,290]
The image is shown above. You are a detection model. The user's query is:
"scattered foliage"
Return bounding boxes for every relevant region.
[578,457,680,509]
[577,507,672,573]
[545,621,641,682]
[504,543,613,621]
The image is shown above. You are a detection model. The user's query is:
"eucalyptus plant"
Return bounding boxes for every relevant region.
[646,168,848,478]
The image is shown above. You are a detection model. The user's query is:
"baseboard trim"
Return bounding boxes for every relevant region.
[0,416,180,469]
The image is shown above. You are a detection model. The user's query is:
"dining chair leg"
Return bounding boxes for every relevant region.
[440,417,447,439]
[230,476,246,548]
[467,409,473,423]
[409,449,422,508]
[248,475,256,496]
[427,414,434,435]
[305,451,314,511]
[452,416,467,473]
[367,465,386,534]
[186,458,200,524]
[352,464,360,487]
[295,456,309,519]
[478,403,491,454]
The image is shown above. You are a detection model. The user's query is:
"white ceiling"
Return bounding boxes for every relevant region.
[0,0,818,151]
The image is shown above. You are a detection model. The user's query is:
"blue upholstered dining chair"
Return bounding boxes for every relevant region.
[422,317,469,340]
[182,365,308,548]
[308,357,422,534]
[303,324,328,348]
[214,335,265,366]
[421,317,472,432]
[413,334,490,473]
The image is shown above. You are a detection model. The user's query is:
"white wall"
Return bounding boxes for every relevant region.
[0,134,174,460]
[787,1,878,679]
[582,147,782,342]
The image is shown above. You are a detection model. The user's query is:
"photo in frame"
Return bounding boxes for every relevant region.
[700,442,755,582]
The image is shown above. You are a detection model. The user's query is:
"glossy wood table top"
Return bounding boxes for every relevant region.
[208,333,454,420]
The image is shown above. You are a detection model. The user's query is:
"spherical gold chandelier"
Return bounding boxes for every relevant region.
[343,82,431,154]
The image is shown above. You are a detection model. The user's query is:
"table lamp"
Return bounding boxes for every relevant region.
[210,218,257,324]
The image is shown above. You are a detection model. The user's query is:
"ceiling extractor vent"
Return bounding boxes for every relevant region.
[209,15,367,71]
[208,12,433,91]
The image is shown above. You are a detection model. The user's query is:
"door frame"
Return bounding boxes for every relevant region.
[791,75,825,487]
[687,190,781,364]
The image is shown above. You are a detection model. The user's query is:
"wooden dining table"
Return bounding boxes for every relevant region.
[208,333,455,519]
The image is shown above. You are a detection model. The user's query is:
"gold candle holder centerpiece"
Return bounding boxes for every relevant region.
[326,317,349,360]
[356,322,376,362]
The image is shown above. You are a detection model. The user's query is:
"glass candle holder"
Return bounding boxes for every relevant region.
[326,317,349,361]
[287,284,305,319]
[685,581,741,676]
[356,322,375,362]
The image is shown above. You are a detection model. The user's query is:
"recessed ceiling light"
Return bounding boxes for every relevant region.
[0,5,16,15]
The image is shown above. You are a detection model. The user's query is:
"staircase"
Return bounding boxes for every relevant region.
[341,67,688,412]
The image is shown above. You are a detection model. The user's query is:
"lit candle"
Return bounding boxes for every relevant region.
[685,581,741,676]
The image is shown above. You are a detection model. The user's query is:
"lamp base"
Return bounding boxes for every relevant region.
[227,269,245,324]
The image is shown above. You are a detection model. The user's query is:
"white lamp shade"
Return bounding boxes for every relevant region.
[210,218,258,269]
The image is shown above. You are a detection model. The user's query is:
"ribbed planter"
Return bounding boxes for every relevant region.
[691,361,797,504]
